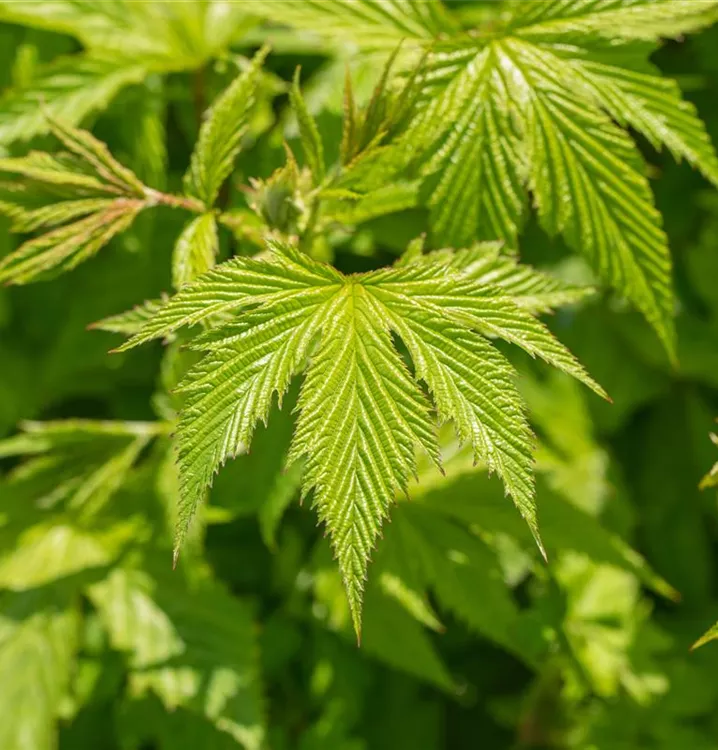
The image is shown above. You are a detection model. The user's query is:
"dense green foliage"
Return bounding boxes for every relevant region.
[2,2,718,748]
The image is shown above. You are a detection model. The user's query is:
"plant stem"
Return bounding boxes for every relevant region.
[144,188,206,214]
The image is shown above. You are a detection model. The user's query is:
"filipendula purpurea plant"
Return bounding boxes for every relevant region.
[2,4,718,748]
[1,1,718,645]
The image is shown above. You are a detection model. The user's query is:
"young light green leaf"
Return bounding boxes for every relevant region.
[184,46,270,207]
[122,240,604,634]
[0,199,145,284]
[0,120,153,284]
[49,116,147,196]
[172,213,219,289]
[90,297,169,336]
[0,197,117,234]
[412,243,594,314]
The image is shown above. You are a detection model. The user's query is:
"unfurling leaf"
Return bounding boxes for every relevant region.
[184,46,270,207]
[172,213,219,289]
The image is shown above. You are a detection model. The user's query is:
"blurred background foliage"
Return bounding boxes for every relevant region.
[1,2,718,749]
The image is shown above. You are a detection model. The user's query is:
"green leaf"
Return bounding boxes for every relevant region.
[172,213,219,289]
[418,467,678,602]
[90,297,169,336]
[0,1,248,67]
[508,0,718,40]
[411,243,594,314]
[0,419,162,514]
[0,120,150,283]
[311,539,453,690]
[411,46,526,248]
[0,198,144,284]
[252,0,456,49]
[544,41,718,188]
[121,240,603,634]
[0,593,78,750]
[362,585,454,691]
[0,55,148,145]
[323,181,420,226]
[0,522,139,590]
[184,46,270,207]
[118,698,253,750]
[500,38,676,355]
[89,564,265,750]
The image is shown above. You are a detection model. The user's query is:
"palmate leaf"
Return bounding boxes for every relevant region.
[275,1,718,356]
[404,38,681,354]
[116,240,605,635]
